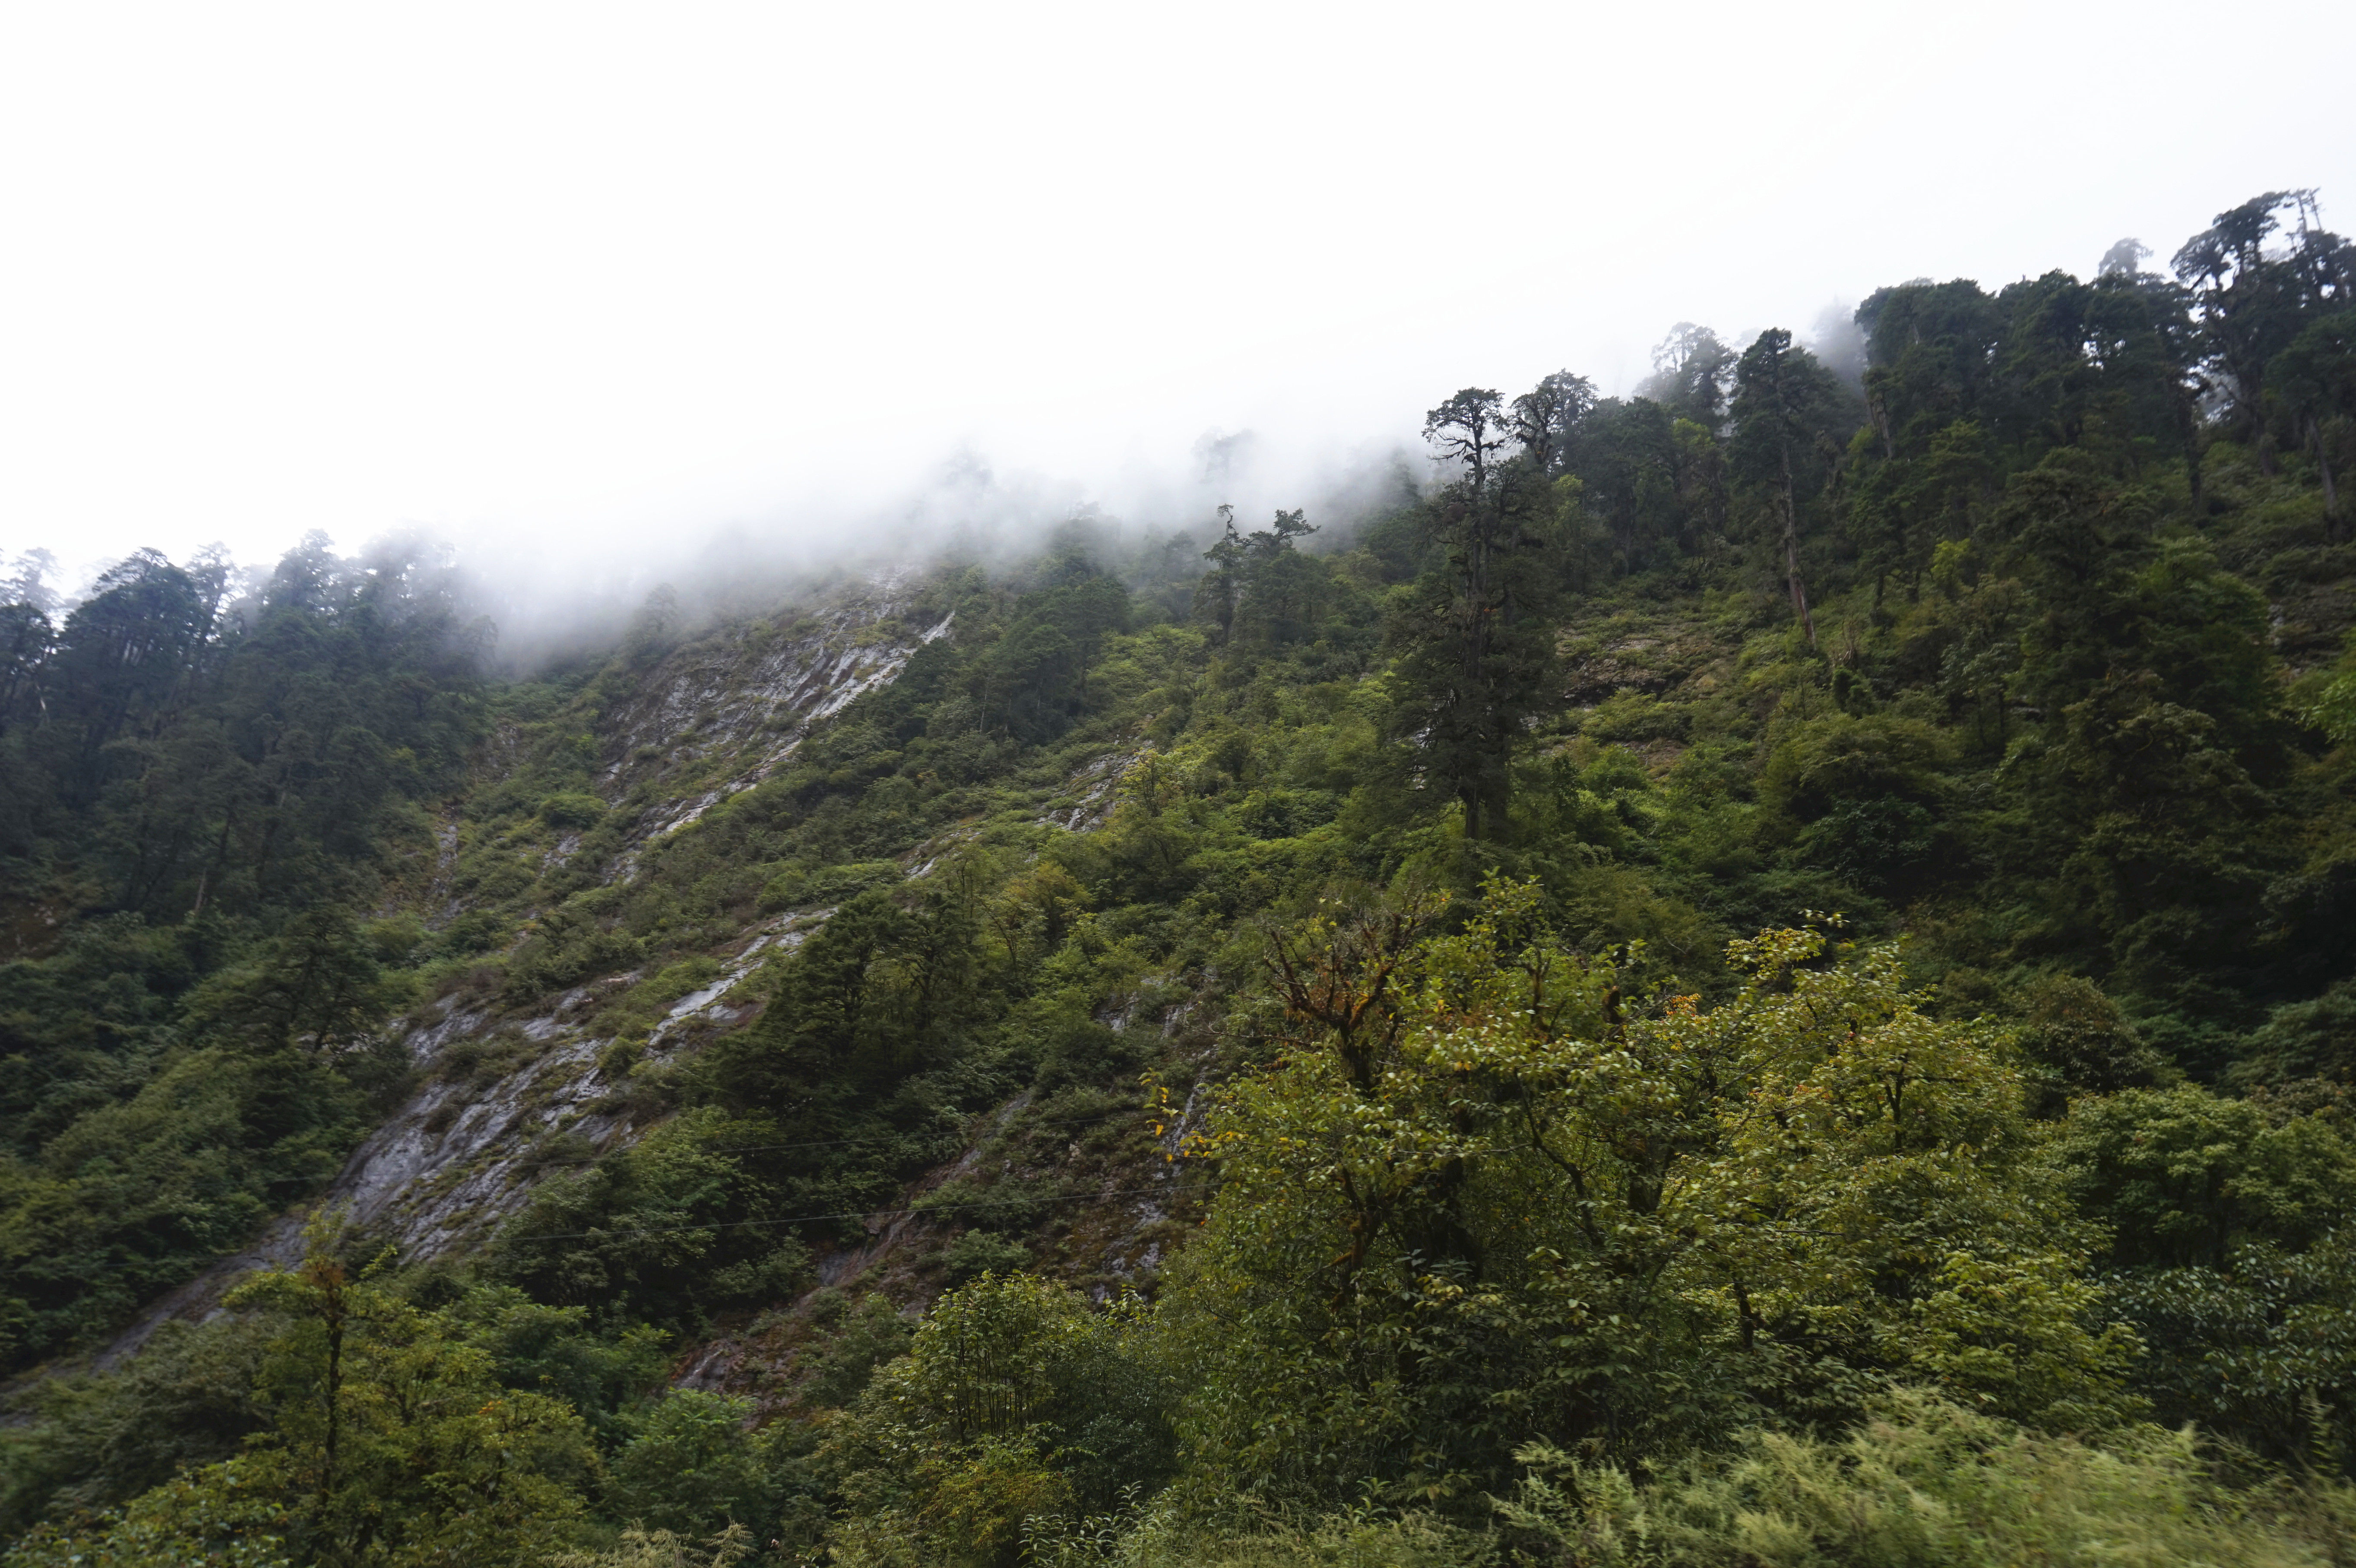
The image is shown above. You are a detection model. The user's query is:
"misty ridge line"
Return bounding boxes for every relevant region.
[5,225,1907,620]
[2,324,1840,673]
[4,221,2222,675]
[4,424,1419,676]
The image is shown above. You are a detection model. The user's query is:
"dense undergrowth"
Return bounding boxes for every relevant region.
[4,191,2356,1562]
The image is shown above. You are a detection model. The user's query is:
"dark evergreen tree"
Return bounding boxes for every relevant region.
[1731,329,1854,644]
[1388,387,1563,841]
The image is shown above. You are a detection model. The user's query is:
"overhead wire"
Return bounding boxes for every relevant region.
[512,1099,1169,1167]
[491,1181,1195,1247]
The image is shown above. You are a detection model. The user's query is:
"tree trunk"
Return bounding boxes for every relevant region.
[323,1304,342,1503]
[1457,500,1500,841]
[2313,417,2342,543]
[2178,382,2204,511]
[1780,451,1815,646]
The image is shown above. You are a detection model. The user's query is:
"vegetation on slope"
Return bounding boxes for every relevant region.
[4,189,2356,1563]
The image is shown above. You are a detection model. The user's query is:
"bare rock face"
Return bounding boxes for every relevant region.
[94,562,1178,1377]
[97,571,946,1362]
[602,567,953,847]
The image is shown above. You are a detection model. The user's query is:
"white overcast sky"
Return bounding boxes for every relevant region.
[3,0,2352,599]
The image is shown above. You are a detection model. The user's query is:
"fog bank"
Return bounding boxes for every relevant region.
[4,2,2348,639]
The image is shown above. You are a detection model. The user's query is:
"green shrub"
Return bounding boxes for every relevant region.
[796,1293,915,1410]
[810,860,904,903]
[1582,689,1687,743]
[549,1525,754,1568]
[941,1230,1031,1285]
[1498,1388,2356,1567]
[605,1391,776,1538]
[542,791,611,830]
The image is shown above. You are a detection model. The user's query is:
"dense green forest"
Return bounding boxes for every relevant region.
[4,189,2356,1565]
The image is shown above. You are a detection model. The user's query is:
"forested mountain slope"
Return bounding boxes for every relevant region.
[4,190,2356,1565]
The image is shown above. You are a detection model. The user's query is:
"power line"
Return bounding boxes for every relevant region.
[497,1180,1195,1247]
[512,1100,1164,1168]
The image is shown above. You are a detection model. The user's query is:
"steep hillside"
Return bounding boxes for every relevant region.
[6,191,2356,1566]
[96,563,1209,1370]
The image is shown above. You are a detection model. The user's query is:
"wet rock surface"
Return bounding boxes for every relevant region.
[88,565,1187,1388]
